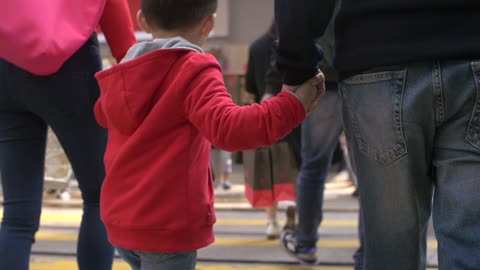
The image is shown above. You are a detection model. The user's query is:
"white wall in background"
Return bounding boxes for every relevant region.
[207,0,274,72]
[212,0,230,37]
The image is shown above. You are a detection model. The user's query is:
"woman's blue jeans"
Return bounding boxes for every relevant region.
[340,61,480,270]
[0,36,114,270]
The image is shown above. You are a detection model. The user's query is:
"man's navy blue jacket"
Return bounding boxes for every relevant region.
[275,0,480,84]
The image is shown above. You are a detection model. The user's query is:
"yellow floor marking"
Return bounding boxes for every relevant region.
[213,238,361,248]
[34,231,438,249]
[0,211,356,227]
[0,211,83,223]
[36,231,77,241]
[31,259,130,270]
[29,259,350,270]
[216,219,357,227]
[30,259,439,270]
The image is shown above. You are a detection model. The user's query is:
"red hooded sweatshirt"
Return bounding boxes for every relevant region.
[94,37,306,252]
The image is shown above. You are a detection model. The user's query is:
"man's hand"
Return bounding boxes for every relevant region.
[282,71,326,113]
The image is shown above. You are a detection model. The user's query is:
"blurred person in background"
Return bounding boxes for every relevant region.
[208,48,233,191]
[246,20,302,240]
[0,0,136,269]
[211,148,233,190]
[276,2,365,267]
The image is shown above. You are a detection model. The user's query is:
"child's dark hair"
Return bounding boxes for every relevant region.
[141,0,218,31]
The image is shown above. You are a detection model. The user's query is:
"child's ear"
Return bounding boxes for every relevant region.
[201,14,216,37]
[137,10,152,33]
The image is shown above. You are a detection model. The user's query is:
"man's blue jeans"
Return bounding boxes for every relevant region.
[296,90,343,246]
[116,247,197,270]
[340,61,480,270]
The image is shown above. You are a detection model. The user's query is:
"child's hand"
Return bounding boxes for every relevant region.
[282,72,325,113]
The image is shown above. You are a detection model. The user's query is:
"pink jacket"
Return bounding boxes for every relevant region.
[0,0,136,75]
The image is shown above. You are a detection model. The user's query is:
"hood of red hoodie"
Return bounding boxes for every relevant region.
[94,37,203,135]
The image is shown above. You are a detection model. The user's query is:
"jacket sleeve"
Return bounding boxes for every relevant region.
[275,0,336,85]
[184,64,306,152]
[99,0,137,62]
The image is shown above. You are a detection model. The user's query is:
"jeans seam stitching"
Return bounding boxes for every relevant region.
[433,61,445,126]
[466,62,480,149]
[343,70,406,84]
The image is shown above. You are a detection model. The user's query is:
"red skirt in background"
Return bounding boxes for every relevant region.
[243,142,298,208]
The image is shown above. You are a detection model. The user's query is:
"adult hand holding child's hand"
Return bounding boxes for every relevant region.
[282,71,325,114]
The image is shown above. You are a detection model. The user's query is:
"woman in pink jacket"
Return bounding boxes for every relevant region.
[0,1,136,269]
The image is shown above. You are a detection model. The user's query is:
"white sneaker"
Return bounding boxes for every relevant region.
[266,221,280,240]
[57,190,71,200]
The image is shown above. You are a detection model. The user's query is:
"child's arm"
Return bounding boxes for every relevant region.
[184,63,320,152]
[99,0,137,62]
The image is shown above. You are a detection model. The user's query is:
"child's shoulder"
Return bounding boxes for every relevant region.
[170,52,222,82]
[181,52,221,70]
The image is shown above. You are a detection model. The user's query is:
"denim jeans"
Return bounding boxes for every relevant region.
[296,90,343,246]
[353,206,365,270]
[116,247,197,270]
[340,61,480,270]
[0,36,113,270]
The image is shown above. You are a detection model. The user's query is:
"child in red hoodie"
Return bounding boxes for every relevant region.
[94,0,324,269]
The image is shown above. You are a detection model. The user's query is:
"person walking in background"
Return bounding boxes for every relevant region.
[276,2,365,267]
[0,0,136,269]
[94,0,324,269]
[246,21,279,105]
[211,147,233,190]
[245,20,301,239]
[275,0,480,269]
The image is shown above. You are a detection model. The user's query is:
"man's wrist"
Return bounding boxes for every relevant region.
[283,68,319,86]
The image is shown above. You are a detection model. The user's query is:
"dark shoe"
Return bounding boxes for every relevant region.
[352,187,359,197]
[222,181,232,190]
[281,230,318,265]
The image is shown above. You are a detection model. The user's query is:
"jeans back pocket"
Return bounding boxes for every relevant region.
[340,70,408,165]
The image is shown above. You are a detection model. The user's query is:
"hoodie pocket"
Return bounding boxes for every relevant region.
[207,202,216,225]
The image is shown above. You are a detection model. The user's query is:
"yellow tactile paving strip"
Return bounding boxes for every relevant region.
[34,230,437,249]
[0,211,357,227]
[28,259,354,270]
[30,259,439,270]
